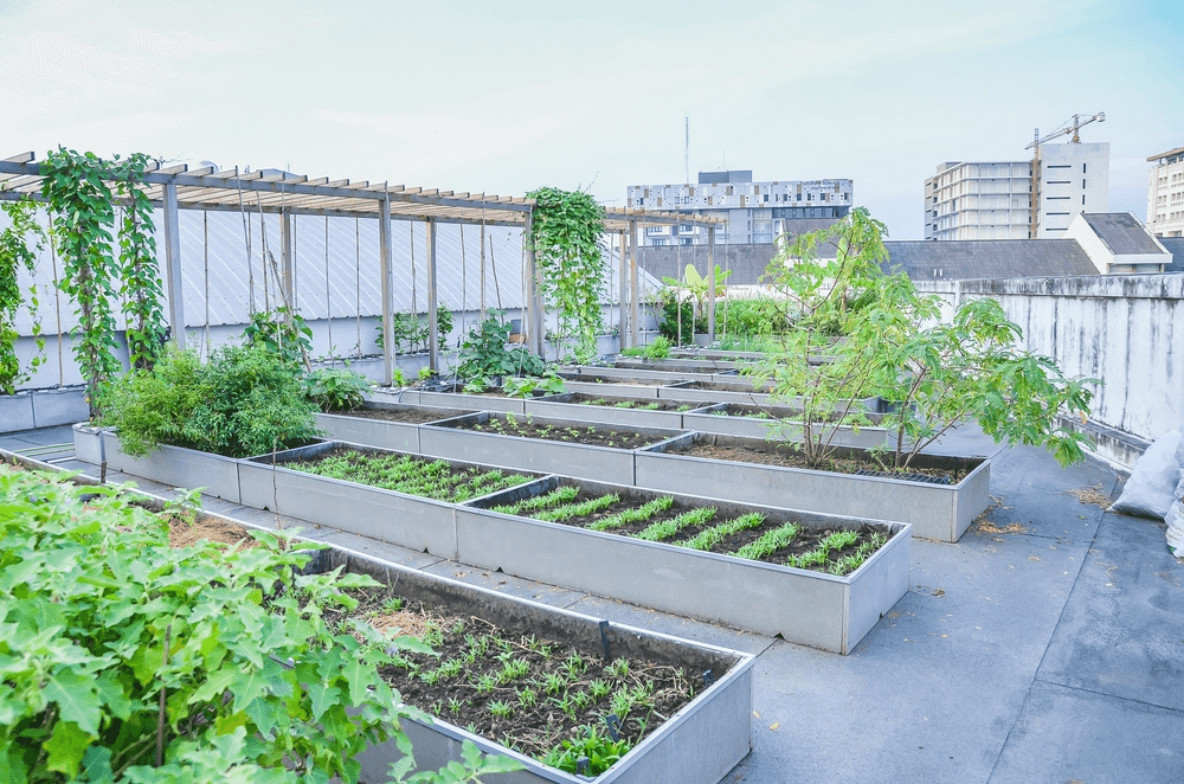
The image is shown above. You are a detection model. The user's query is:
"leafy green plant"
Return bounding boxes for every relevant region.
[490,485,580,516]
[456,314,547,380]
[112,152,168,371]
[0,463,520,784]
[587,496,674,531]
[502,373,567,398]
[526,187,607,362]
[632,506,717,542]
[0,196,46,394]
[542,724,634,778]
[291,450,532,503]
[661,263,732,328]
[682,512,766,551]
[101,343,321,458]
[619,335,671,360]
[242,306,312,368]
[533,493,620,523]
[306,367,372,411]
[376,308,453,354]
[40,148,124,418]
[733,522,801,560]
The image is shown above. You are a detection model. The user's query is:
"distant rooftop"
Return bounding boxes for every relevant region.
[1147,146,1184,164]
[1080,213,1166,256]
[883,240,1097,280]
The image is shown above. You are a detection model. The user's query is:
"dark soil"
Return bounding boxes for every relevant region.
[675,441,959,482]
[499,486,890,570]
[567,394,697,413]
[333,586,699,763]
[462,416,666,449]
[334,406,468,424]
[681,380,769,392]
[567,374,666,386]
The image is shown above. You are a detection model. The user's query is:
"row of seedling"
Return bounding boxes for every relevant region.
[353,591,696,777]
[490,486,888,575]
[289,448,533,502]
[460,413,662,450]
[577,396,693,413]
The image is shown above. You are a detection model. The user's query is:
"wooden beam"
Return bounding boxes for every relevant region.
[707,226,716,342]
[629,221,639,347]
[162,183,186,350]
[378,196,395,384]
[426,219,439,372]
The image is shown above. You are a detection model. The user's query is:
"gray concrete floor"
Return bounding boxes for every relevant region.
[3,425,1182,783]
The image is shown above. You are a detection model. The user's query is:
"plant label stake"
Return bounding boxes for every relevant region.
[702,669,714,688]
[605,713,621,741]
[575,756,591,776]
[599,619,611,660]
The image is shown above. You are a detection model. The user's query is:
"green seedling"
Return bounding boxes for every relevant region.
[606,658,630,679]
[682,512,766,551]
[475,673,498,694]
[633,506,717,542]
[542,672,566,695]
[587,496,675,532]
[491,485,580,516]
[733,522,801,561]
[588,679,611,699]
[489,700,514,719]
[517,686,538,708]
[534,493,620,523]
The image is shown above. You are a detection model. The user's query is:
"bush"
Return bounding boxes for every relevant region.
[455,315,546,381]
[656,297,704,344]
[102,344,321,458]
[306,367,371,411]
[0,463,518,783]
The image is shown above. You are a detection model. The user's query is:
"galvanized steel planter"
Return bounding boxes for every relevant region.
[420,412,686,485]
[316,402,472,453]
[72,425,244,503]
[524,393,710,430]
[683,404,895,450]
[394,386,529,413]
[236,441,540,556]
[560,365,732,385]
[634,433,991,543]
[656,380,776,407]
[458,477,910,654]
[331,548,755,784]
[614,357,745,375]
[559,379,665,399]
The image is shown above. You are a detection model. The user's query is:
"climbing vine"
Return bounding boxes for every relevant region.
[0,195,47,394]
[526,187,607,362]
[112,152,168,370]
[40,148,123,418]
[40,147,169,417]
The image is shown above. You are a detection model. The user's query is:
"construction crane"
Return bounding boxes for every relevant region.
[1025,112,1106,237]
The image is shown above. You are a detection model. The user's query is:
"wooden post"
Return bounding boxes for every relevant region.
[525,210,544,356]
[629,221,640,347]
[280,210,294,307]
[707,226,716,342]
[426,219,439,372]
[378,197,395,384]
[162,182,186,349]
[618,230,628,349]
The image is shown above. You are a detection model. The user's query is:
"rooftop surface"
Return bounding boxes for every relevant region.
[1081,212,1169,256]
[3,425,1181,783]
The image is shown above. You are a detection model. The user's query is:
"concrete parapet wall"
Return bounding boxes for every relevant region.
[916,274,1184,451]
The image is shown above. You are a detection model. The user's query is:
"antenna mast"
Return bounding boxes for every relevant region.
[684,115,690,184]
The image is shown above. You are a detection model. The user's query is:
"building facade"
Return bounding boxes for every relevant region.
[1147,146,1184,237]
[626,170,852,246]
[924,142,1109,241]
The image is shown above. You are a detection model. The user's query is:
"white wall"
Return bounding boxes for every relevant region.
[918,274,1184,447]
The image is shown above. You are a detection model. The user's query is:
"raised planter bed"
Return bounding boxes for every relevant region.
[684,403,895,450]
[420,412,686,485]
[457,476,909,653]
[560,366,737,385]
[659,380,881,412]
[320,546,755,784]
[237,441,543,556]
[5,451,753,784]
[525,393,710,430]
[614,357,744,375]
[316,401,473,452]
[634,433,991,542]
[72,424,244,503]
[393,384,532,413]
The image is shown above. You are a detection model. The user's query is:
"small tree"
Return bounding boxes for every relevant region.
[752,207,1095,470]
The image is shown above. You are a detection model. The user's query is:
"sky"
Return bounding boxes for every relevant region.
[1,0,1181,239]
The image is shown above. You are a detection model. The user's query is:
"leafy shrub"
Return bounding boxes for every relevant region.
[456,315,546,380]
[376,308,453,354]
[502,374,566,398]
[542,724,633,777]
[102,344,321,458]
[619,336,671,360]
[241,306,312,367]
[717,298,793,337]
[656,296,704,344]
[306,367,371,411]
[0,463,519,783]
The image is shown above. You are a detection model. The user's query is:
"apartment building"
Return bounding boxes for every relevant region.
[626,170,852,246]
[1147,146,1184,237]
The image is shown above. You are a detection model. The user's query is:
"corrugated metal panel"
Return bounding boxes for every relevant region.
[3,208,646,337]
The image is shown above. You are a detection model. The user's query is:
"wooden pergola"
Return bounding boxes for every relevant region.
[0,152,724,376]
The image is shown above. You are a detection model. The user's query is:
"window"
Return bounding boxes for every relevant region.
[1082,179,1087,188]
[1083,163,1087,173]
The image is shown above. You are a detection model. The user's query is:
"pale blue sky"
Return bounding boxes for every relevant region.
[1,0,1181,238]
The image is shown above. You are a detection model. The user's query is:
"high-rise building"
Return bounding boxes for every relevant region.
[1147,146,1184,238]
[626,171,852,246]
[924,142,1109,241]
